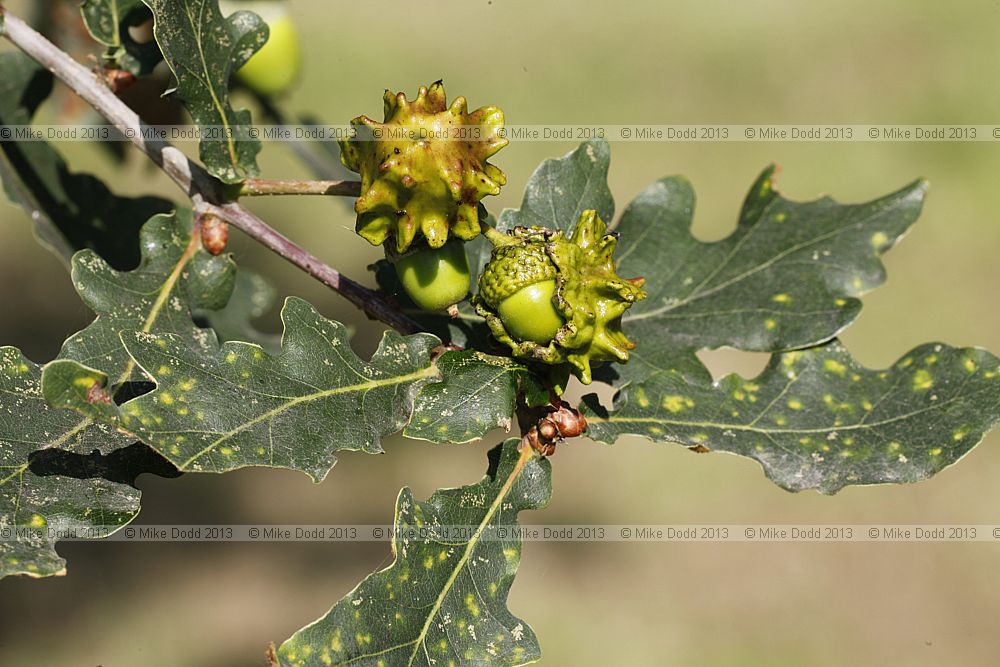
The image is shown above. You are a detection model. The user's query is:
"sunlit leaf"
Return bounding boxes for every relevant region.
[586,340,1000,493]
[278,439,549,667]
[497,138,613,234]
[615,168,926,357]
[142,0,266,182]
[406,351,528,444]
[44,298,441,480]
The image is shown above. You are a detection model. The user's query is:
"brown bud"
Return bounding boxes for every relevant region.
[522,426,557,457]
[538,418,559,442]
[104,68,137,95]
[549,405,587,439]
[199,213,229,255]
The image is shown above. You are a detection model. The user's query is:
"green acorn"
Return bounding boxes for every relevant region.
[340,82,508,253]
[474,210,647,384]
[390,241,471,312]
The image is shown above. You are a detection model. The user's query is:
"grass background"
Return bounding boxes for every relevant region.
[2,0,1000,665]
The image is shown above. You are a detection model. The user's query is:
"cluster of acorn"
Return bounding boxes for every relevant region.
[338,82,647,387]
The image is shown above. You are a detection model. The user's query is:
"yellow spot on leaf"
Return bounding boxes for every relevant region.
[465,592,480,617]
[912,369,933,391]
[782,351,802,366]
[73,376,98,389]
[635,387,650,409]
[824,359,847,376]
[661,395,694,413]
[871,231,889,248]
[772,293,792,304]
[787,399,803,410]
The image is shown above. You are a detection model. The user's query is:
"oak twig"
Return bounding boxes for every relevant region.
[1,11,420,335]
[240,178,361,197]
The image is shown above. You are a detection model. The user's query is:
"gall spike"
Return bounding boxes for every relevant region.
[340,82,508,253]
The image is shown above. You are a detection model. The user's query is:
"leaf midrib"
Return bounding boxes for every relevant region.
[178,365,439,470]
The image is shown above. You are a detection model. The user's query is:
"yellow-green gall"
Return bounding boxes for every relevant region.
[474,210,646,384]
[340,82,508,253]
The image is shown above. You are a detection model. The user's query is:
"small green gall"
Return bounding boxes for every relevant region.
[474,210,646,384]
[340,81,508,253]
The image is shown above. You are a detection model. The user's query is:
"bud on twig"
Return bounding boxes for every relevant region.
[521,403,588,457]
[199,212,229,255]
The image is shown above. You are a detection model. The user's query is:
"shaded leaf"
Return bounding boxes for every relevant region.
[0,52,172,270]
[56,209,235,383]
[585,340,1000,494]
[497,138,613,234]
[278,439,549,667]
[194,267,281,353]
[0,348,139,580]
[80,0,146,47]
[44,298,441,480]
[406,351,527,444]
[615,169,926,356]
[81,0,162,75]
[142,0,266,182]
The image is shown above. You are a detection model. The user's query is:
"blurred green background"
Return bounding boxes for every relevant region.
[2,0,1000,665]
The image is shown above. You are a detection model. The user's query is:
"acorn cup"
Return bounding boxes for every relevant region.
[474,210,647,384]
